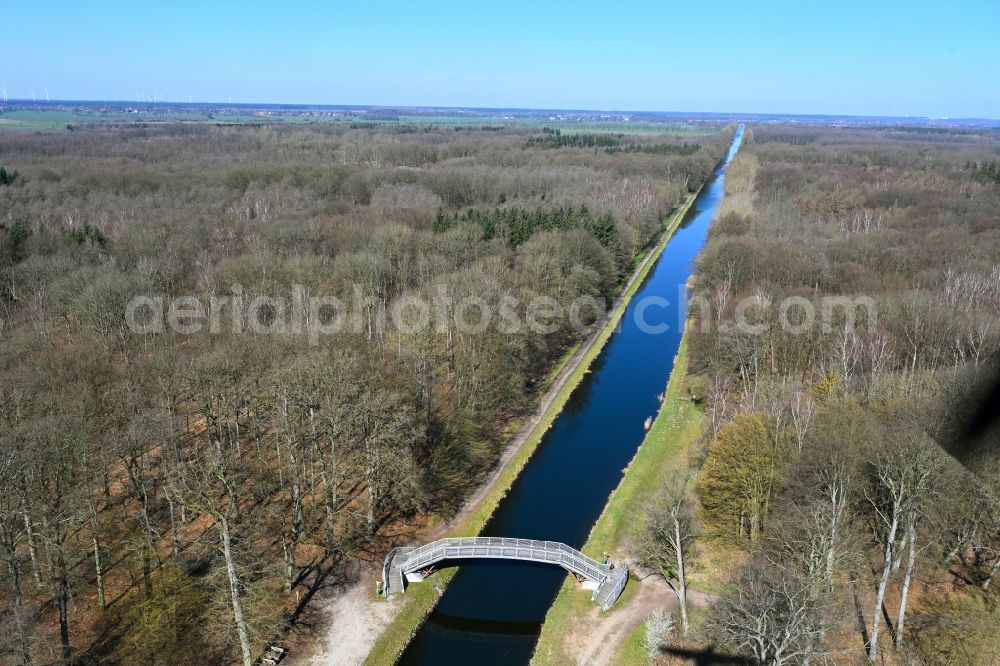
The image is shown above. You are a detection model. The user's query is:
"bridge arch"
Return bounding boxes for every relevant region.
[381,537,628,610]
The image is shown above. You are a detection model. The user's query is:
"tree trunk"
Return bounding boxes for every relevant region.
[312,408,339,555]
[318,454,338,555]
[896,518,917,649]
[892,527,907,572]
[22,509,42,589]
[826,525,837,593]
[141,545,153,597]
[166,493,181,559]
[282,533,294,594]
[281,395,302,593]
[130,463,158,596]
[3,534,32,665]
[365,443,379,534]
[289,459,301,592]
[673,517,689,636]
[982,556,1000,591]
[87,499,105,612]
[56,539,71,661]
[219,516,253,666]
[367,490,375,533]
[40,515,58,600]
[868,510,899,662]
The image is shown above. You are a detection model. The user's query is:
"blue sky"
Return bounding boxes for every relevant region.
[4,0,998,118]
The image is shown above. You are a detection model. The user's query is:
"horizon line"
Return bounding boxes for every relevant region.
[2,98,998,124]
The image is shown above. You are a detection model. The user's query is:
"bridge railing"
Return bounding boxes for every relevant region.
[405,537,595,563]
[382,546,405,592]
[399,537,609,582]
[597,569,628,611]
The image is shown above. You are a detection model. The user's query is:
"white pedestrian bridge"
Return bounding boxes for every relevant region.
[381,537,628,610]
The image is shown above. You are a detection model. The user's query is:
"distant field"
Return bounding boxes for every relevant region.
[0,108,283,130]
[522,121,714,136]
[364,115,717,135]
[0,107,721,135]
[0,109,81,130]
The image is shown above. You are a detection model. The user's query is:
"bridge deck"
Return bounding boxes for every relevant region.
[382,537,628,610]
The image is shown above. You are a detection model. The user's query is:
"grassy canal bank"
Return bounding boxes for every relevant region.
[531,330,706,666]
[361,191,702,666]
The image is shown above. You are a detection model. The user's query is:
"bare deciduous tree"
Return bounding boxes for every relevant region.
[710,561,827,666]
[169,444,254,666]
[0,449,33,666]
[639,470,698,635]
[789,391,815,454]
[863,427,940,661]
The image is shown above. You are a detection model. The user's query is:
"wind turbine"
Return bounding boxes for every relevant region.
[45,88,50,102]
[32,88,36,102]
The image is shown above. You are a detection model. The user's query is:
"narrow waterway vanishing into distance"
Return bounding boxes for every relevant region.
[398,126,745,665]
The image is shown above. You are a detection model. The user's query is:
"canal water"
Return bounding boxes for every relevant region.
[399,126,745,665]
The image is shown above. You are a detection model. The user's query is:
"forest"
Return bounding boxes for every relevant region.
[0,121,729,664]
[636,124,1000,663]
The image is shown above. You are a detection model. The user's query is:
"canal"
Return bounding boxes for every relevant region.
[399,125,745,665]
